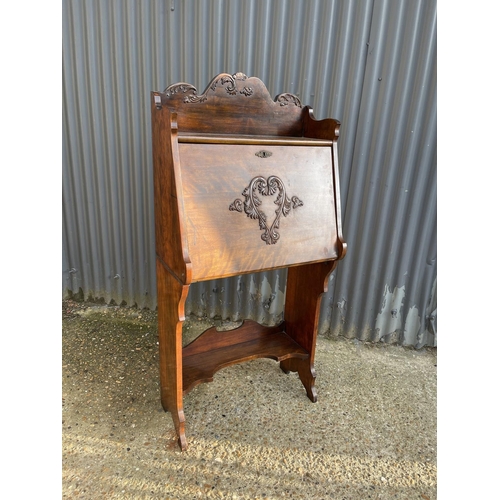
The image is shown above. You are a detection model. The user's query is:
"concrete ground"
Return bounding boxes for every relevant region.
[62,300,437,499]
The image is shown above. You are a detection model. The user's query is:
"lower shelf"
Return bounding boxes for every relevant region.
[182,319,309,394]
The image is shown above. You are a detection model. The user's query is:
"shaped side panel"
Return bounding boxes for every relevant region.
[151,95,192,283]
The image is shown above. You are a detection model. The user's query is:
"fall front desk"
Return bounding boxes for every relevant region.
[150,73,347,450]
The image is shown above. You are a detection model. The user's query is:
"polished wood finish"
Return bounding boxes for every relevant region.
[151,73,346,450]
[179,143,337,280]
[178,133,333,146]
[155,259,189,451]
[182,320,308,395]
[281,260,339,402]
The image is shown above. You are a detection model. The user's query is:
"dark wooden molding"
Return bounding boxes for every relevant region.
[154,72,304,137]
[163,72,302,109]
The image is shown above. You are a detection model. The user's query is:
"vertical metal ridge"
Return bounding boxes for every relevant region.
[357,15,415,332]
[326,0,437,345]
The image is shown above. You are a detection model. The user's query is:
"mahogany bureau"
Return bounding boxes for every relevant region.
[150,72,347,450]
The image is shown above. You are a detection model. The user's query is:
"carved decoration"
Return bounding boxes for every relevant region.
[163,72,301,108]
[164,72,254,104]
[240,86,254,97]
[163,83,197,99]
[229,176,303,245]
[276,93,302,107]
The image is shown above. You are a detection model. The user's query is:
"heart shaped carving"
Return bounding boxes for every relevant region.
[229,175,303,245]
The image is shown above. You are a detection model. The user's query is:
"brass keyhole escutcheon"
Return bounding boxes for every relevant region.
[255,150,272,158]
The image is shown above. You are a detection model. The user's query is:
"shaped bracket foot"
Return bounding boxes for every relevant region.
[280,357,317,403]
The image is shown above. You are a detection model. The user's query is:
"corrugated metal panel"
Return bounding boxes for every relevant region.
[62,0,436,347]
[323,0,437,348]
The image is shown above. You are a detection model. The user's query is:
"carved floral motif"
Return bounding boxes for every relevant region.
[164,73,254,104]
[276,93,302,107]
[163,73,301,108]
[229,176,303,245]
[164,83,197,99]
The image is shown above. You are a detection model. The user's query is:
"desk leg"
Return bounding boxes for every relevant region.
[280,357,318,402]
[156,259,190,451]
[281,260,337,402]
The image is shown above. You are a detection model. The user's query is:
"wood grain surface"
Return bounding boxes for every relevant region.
[179,143,337,281]
[151,72,347,450]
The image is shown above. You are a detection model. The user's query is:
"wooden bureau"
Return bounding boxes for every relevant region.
[150,72,347,450]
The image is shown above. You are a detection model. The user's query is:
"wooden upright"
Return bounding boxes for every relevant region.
[150,72,347,450]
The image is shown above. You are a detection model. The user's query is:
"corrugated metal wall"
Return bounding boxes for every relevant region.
[62,0,437,347]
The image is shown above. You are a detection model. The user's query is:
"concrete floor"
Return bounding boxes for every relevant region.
[62,300,437,499]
